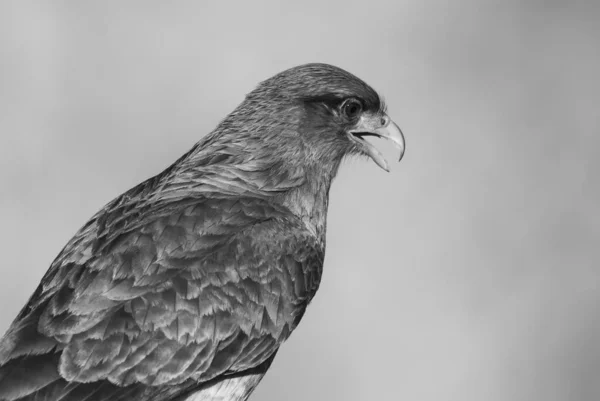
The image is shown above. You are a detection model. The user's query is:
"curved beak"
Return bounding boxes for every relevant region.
[348,113,405,172]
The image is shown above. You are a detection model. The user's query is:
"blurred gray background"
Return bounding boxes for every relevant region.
[1,1,598,400]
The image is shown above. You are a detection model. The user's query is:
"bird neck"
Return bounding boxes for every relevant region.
[276,158,342,242]
[177,146,341,242]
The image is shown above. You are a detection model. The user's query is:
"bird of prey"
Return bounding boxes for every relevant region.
[0,63,404,401]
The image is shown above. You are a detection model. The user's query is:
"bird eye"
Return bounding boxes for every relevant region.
[341,99,362,119]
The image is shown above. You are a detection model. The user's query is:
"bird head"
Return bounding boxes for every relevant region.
[247,63,405,172]
[203,63,404,176]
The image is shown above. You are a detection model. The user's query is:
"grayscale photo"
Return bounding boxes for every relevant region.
[0,2,597,401]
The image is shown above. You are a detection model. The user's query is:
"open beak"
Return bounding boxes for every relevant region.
[348,113,405,172]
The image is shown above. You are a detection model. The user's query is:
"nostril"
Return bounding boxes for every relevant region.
[380,116,388,126]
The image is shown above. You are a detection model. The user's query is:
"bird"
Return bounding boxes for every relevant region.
[0,63,405,401]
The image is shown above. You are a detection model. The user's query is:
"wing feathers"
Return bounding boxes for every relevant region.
[0,191,323,401]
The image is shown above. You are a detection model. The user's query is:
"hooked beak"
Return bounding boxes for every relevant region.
[348,113,405,172]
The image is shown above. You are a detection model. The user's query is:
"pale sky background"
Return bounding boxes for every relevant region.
[0,1,598,400]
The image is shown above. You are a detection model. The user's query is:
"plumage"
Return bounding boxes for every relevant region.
[0,63,404,401]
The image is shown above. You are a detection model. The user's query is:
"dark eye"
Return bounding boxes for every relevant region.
[341,99,362,119]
